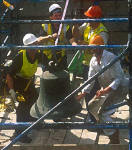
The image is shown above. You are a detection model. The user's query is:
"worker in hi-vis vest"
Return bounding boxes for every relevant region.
[72,4,108,80]
[72,4,109,122]
[6,33,49,143]
[38,3,76,72]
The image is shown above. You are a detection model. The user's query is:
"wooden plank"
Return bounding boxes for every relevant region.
[80,129,98,144]
[46,119,67,145]
[63,99,86,144]
[29,129,51,146]
[0,144,129,150]
[47,129,67,145]
[120,129,129,144]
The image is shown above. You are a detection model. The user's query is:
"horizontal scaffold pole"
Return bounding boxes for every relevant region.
[1,18,128,24]
[0,122,129,130]
[105,101,128,111]
[0,45,127,50]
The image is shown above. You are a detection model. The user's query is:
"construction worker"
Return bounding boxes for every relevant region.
[39,3,75,71]
[76,35,128,144]
[71,4,108,122]
[6,33,49,143]
[72,4,108,80]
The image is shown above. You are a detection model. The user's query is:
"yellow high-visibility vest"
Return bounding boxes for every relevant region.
[16,50,38,79]
[41,23,69,62]
[83,23,108,65]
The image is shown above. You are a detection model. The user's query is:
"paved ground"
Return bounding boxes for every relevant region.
[0,101,129,148]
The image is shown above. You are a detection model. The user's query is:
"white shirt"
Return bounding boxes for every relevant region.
[82,50,125,93]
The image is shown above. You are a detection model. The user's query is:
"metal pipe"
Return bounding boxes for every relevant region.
[1,35,9,46]
[1,8,9,21]
[128,0,132,149]
[1,18,128,24]
[0,44,127,50]
[0,36,9,64]
[0,122,129,130]
[0,30,10,34]
[4,0,126,2]
[105,101,128,111]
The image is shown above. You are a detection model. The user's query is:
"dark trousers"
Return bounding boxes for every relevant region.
[13,76,38,135]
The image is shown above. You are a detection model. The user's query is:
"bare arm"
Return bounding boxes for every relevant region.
[6,74,14,89]
[37,33,58,44]
[72,24,82,41]
[69,37,78,46]
[95,86,112,98]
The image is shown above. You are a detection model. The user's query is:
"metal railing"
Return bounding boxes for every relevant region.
[0,0,131,149]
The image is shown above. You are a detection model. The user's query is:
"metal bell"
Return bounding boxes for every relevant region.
[30,70,82,120]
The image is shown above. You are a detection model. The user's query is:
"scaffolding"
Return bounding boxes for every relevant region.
[0,0,131,150]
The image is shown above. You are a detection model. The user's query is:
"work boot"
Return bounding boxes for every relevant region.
[109,129,120,144]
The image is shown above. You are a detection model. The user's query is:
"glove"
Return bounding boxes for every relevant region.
[9,89,17,101]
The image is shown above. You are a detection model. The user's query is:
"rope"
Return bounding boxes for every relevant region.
[1,18,128,24]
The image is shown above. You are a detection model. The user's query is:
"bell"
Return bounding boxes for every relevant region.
[30,70,82,120]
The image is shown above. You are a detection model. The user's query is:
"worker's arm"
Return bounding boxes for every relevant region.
[6,74,17,101]
[37,33,57,43]
[76,92,87,101]
[6,74,14,89]
[95,86,112,98]
[69,37,78,46]
[72,24,82,41]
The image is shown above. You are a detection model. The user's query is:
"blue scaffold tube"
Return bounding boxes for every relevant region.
[105,101,128,111]
[0,30,10,34]
[1,18,128,24]
[0,45,127,50]
[0,122,129,130]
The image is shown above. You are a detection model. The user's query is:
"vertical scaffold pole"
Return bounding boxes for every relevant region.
[128,0,132,150]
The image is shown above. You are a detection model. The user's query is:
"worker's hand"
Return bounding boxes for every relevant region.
[9,89,17,101]
[95,89,104,99]
[76,92,86,101]
[72,42,78,46]
[95,86,112,99]
[52,33,58,39]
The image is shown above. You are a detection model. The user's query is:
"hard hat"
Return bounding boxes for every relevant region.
[89,35,104,45]
[23,33,38,45]
[49,4,62,13]
[84,5,102,18]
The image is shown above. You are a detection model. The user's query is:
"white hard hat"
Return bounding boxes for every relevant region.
[23,33,38,45]
[49,4,61,13]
